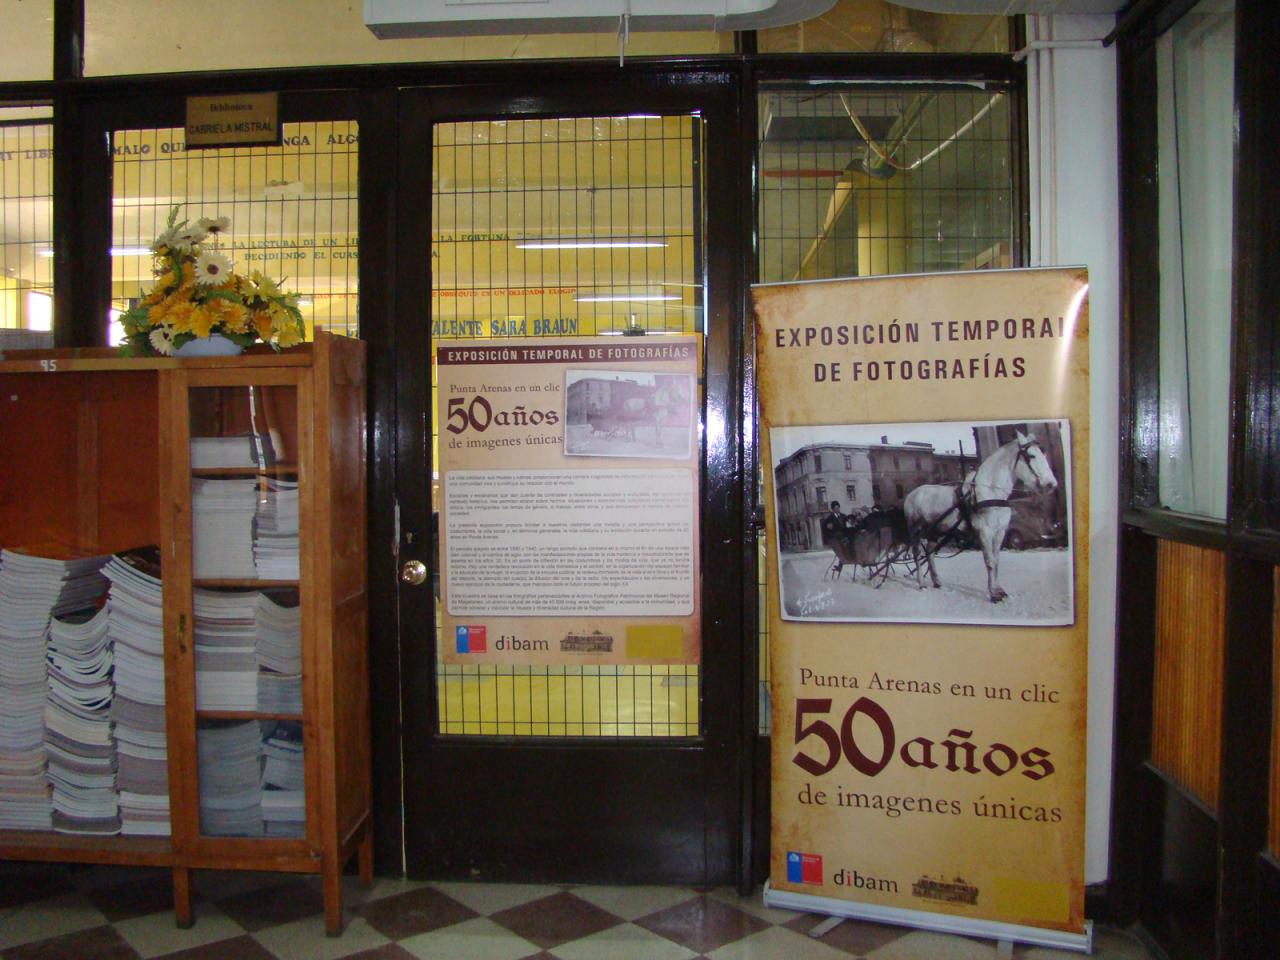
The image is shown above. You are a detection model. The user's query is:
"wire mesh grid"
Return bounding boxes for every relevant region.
[110,122,359,339]
[0,120,54,333]
[758,85,1013,285]
[432,115,702,739]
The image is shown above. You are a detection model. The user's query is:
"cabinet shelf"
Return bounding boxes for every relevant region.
[196,711,304,722]
[0,831,174,866]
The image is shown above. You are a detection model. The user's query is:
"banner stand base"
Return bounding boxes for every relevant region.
[763,882,1093,955]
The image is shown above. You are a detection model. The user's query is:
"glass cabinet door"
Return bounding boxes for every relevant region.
[187,385,304,840]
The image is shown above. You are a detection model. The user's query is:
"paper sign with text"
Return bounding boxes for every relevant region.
[437,337,701,666]
[754,268,1089,936]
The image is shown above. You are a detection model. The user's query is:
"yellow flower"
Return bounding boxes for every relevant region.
[252,270,283,299]
[164,299,197,334]
[250,309,274,341]
[205,296,248,333]
[269,303,303,347]
[275,322,303,348]
[188,305,216,339]
[224,301,251,333]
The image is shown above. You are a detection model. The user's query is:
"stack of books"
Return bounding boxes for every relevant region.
[254,479,300,580]
[197,721,264,837]
[104,549,170,836]
[192,478,259,579]
[190,435,257,469]
[45,606,119,834]
[189,429,280,470]
[0,549,108,830]
[193,590,258,712]
[261,721,305,837]
[255,591,302,714]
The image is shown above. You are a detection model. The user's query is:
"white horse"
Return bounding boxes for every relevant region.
[903,431,1059,603]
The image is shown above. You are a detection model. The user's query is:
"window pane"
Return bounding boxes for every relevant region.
[431,116,703,739]
[109,123,359,343]
[0,5,52,81]
[1156,0,1235,519]
[0,112,54,344]
[758,0,1008,54]
[758,84,1014,283]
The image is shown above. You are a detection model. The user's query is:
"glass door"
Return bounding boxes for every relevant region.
[394,71,747,883]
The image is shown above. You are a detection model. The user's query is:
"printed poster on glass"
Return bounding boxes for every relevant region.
[436,336,701,667]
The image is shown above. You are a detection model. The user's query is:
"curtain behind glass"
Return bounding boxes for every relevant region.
[1156,0,1235,519]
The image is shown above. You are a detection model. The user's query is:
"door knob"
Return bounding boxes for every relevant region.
[400,559,428,586]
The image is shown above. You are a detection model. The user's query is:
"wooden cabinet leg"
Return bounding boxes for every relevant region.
[323,862,344,937]
[358,829,374,888]
[172,866,194,929]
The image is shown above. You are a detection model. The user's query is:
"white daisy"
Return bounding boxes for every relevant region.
[149,327,176,355]
[194,250,234,285]
[152,225,181,252]
[197,216,231,235]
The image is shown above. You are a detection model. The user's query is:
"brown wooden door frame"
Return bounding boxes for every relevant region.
[391,63,751,885]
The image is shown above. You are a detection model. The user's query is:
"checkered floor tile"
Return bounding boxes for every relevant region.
[0,862,1155,959]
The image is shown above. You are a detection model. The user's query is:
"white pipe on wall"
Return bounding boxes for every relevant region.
[1025,13,1120,886]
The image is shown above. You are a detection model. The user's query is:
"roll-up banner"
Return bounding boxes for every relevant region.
[436,336,701,667]
[753,268,1091,953]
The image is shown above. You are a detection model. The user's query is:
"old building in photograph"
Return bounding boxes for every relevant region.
[775,438,970,550]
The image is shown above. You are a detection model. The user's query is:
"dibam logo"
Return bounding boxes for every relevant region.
[455,625,487,653]
[786,851,823,885]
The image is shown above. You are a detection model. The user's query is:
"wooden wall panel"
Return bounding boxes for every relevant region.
[1271,566,1280,856]
[1151,540,1226,811]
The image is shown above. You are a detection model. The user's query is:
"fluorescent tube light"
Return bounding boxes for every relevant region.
[37,247,153,258]
[574,295,681,302]
[516,240,667,250]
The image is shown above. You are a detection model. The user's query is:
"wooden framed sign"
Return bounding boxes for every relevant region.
[185,93,280,149]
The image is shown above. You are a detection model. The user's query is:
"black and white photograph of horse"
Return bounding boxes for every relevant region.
[771,419,1073,626]
[563,370,695,460]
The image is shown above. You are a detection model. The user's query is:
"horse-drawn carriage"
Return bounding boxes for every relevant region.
[822,430,1060,603]
[825,505,960,587]
[578,376,688,445]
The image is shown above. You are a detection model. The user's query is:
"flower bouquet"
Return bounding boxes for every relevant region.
[118,207,307,357]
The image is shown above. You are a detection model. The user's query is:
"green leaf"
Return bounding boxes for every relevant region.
[202,288,244,304]
[222,330,257,348]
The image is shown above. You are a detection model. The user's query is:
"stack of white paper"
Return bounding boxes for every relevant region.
[197,721,264,837]
[192,478,258,579]
[254,479,299,580]
[255,591,302,714]
[45,606,119,834]
[104,550,170,836]
[261,721,305,837]
[0,549,109,831]
[190,435,255,469]
[194,589,258,711]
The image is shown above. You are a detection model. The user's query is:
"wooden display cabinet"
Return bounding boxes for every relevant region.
[0,333,371,935]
